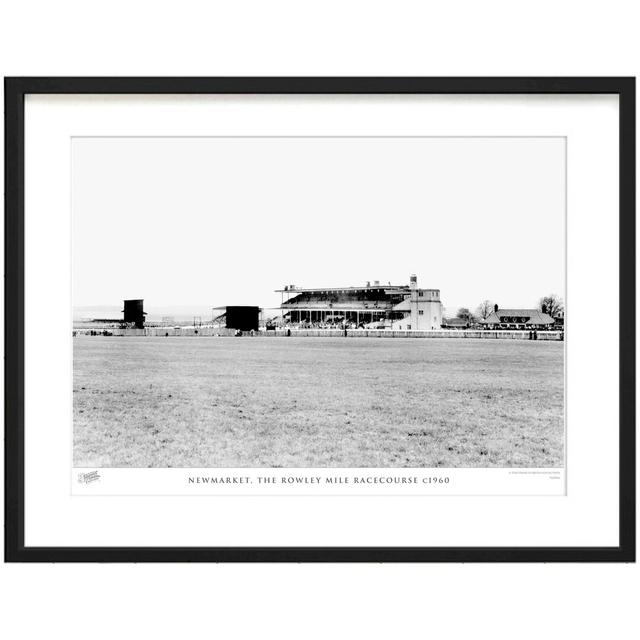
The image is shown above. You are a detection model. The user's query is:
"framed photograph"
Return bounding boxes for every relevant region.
[4,77,635,562]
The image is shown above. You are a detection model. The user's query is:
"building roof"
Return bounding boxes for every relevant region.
[277,285,406,293]
[481,309,555,325]
[282,302,393,311]
[276,285,440,294]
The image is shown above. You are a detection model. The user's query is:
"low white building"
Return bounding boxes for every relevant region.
[481,307,555,330]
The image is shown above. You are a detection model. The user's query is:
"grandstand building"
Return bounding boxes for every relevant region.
[276,274,442,330]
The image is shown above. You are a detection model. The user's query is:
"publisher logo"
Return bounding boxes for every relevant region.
[78,470,101,484]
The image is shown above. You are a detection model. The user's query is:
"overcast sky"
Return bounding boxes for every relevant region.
[72,136,565,316]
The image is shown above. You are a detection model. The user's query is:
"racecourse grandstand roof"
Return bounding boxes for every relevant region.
[281,293,407,310]
[278,285,439,311]
[276,284,411,293]
[481,309,554,325]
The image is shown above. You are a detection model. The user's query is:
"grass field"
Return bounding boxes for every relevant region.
[73,336,564,468]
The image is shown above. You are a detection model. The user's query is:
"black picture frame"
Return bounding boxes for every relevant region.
[4,77,635,563]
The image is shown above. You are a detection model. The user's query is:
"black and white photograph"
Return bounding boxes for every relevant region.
[72,136,566,471]
[4,76,634,567]
[2,2,638,635]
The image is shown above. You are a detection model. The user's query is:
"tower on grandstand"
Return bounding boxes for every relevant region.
[276,275,442,330]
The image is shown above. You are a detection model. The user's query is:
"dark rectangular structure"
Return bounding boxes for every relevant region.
[122,299,146,329]
[225,306,259,331]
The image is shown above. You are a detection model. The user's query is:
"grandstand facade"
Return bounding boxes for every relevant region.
[276,274,442,330]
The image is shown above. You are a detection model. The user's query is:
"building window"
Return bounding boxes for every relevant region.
[407,324,411,329]
[418,310,424,315]
[418,291,424,297]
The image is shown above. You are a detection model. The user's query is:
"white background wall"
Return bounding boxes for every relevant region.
[1,2,638,638]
